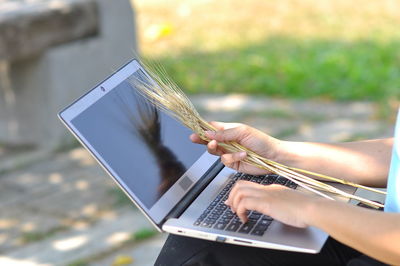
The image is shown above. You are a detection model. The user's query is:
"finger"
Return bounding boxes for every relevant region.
[231,186,262,213]
[220,152,247,166]
[209,121,242,131]
[231,187,251,213]
[207,140,225,156]
[226,180,250,207]
[206,125,248,143]
[236,197,259,223]
[227,181,259,211]
[189,133,208,145]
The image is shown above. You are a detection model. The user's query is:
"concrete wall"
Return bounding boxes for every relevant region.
[0,0,137,148]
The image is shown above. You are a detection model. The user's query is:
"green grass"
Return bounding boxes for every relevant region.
[131,228,158,241]
[150,37,400,102]
[67,260,89,266]
[136,0,400,107]
[108,188,132,207]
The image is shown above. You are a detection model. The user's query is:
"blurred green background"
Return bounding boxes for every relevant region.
[135,0,400,112]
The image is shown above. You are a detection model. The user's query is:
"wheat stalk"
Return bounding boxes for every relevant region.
[128,60,385,209]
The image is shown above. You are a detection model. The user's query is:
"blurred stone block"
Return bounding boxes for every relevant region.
[0,0,99,61]
[0,0,137,147]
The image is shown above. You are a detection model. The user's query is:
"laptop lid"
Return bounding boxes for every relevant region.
[58,59,219,230]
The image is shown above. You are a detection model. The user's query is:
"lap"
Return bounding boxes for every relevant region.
[155,235,364,266]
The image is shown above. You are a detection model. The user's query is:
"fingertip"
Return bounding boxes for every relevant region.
[208,139,217,148]
[189,133,197,141]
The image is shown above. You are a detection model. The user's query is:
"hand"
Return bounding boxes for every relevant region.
[225,180,319,228]
[190,121,283,175]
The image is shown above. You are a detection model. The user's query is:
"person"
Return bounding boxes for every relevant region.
[155,110,400,265]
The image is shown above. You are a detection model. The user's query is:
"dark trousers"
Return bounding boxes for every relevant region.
[155,234,387,266]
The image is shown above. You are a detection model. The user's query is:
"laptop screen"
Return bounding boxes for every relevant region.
[70,68,206,210]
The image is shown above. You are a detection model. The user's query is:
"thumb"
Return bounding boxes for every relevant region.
[206,125,248,143]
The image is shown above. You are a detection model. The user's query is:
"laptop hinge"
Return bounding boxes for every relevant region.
[162,159,224,223]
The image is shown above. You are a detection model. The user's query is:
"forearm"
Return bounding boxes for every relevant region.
[305,199,400,265]
[276,138,393,187]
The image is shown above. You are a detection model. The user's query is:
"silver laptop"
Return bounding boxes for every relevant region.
[58,59,355,253]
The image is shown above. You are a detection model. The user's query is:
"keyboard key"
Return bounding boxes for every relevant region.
[258,220,270,226]
[204,218,217,225]
[215,205,227,212]
[238,223,255,234]
[226,222,241,232]
[261,215,273,221]
[248,212,261,220]
[208,214,220,220]
[214,222,227,230]
[275,177,288,186]
[219,217,233,225]
[225,209,234,215]
[287,181,298,189]
[222,213,234,220]
[200,221,213,228]
[198,214,207,220]
[206,205,214,211]
[251,229,266,236]
[211,210,222,216]
[262,175,277,185]
[254,224,269,231]
[241,174,252,181]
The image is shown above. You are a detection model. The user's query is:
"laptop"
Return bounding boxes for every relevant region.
[58,59,356,253]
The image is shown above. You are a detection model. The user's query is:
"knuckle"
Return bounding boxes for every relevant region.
[237,124,247,132]
[215,130,225,140]
[221,154,232,163]
[233,152,242,160]
[236,180,246,186]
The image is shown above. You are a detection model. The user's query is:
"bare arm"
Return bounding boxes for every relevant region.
[195,122,393,187]
[226,181,400,265]
[278,138,394,187]
[306,198,400,265]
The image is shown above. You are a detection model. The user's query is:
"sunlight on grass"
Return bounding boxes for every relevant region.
[134,0,400,104]
[135,0,400,55]
[155,38,400,101]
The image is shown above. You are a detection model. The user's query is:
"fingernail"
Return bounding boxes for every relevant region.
[205,131,216,138]
[224,200,229,205]
[239,152,247,159]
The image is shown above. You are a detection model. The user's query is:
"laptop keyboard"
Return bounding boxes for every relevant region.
[193,173,297,237]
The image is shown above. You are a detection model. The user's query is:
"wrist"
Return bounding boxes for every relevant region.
[302,197,328,227]
[273,140,299,166]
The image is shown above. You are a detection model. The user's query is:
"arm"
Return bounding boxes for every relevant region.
[195,122,393,187]
[278,138,394,187]
[307,197,400,265]
[225,182,400,265]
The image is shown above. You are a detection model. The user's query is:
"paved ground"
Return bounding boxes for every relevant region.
[0,95,394,266]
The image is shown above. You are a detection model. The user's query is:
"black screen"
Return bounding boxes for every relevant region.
[71,70,205,209]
